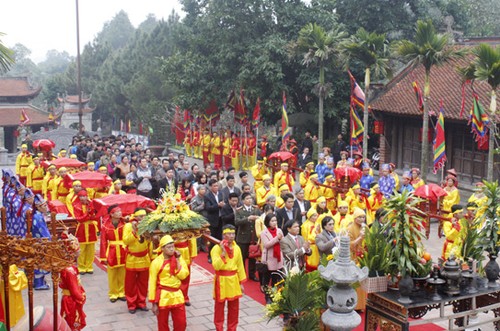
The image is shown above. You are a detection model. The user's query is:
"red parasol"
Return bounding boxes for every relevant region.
[48,200,70,215]
[413,183,448,203]
[44,158,86,169]
[334,166,362,182]
[33,139,56,151]
[65,171,112,189]
[92,194,157,218]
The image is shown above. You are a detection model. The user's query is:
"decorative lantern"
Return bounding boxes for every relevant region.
[373,120,384,134]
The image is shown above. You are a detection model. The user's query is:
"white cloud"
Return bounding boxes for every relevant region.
[1,0,184,63]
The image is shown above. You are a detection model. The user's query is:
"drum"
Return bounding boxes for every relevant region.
[13,306,71,331]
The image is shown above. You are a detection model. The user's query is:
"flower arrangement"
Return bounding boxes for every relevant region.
[137,191,208,236]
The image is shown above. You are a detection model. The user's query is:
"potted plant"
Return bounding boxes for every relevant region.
[359,220,391,293]
[475,180,500,286]
[265,266,329,330]
[384,191,429,302]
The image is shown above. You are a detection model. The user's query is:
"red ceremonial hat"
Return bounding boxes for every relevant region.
[446,168,457,177]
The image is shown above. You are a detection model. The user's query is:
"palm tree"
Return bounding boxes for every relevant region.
[342,28,391,160]
[0,32,14,72]
[296,23,346,151]
[395,19,463,181]
[459,44,500,180]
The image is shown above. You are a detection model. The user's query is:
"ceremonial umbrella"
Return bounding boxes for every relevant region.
[334,166,362,182]
[413,183,448,203]
[44,158,86,169]
[64,171,112,189]
[92,194,157,218]
[33,139,56,151]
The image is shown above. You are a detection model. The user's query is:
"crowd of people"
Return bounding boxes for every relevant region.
[3,131,489,331]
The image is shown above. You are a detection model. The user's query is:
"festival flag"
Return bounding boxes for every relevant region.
[348,71,366,109]
[20,108,30,126]
[148,126,154,134]
[234,89,247,125]
[350,103,364,146]
[48,112,54,122]
[225,90,236,110]
[251,97,260,131]
[183,109,191,132]
[204,100,219,123]
[432,101,447,174]
[281,91,291,144]
[139,122,143,135]
[126,119,131,133]
[469,93,489,141]
[412,81,424,112]
[120,120,125,132]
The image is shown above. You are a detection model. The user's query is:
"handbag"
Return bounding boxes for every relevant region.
[248,230,262,259]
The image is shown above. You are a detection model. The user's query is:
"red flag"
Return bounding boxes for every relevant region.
[432,101,447,174]
[204,100,219,122]
[348,71,366,109]
[139,122,143,135]
[251,97,260,130]
[234,89,247,125]
[126,120,131,133]
[412,81,424,112]
[20,108,30,126]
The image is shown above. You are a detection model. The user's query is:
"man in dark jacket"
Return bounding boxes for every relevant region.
[234,192,261,281]
[276,193,302,235]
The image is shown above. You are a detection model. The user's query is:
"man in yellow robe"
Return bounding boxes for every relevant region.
[211,225,247,331]
[256,174,276,208]
[26,156,45,195]
[149,235,189,331]
[123,209,152,313]
[52,167,70,203]
[15,144,33,185]
[42,164,59,201]
[250,159,268,191]
[273,162,294,193]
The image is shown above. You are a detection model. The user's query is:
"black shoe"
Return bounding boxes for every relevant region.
[79,271,87,275]
[249,275,259,282]
[110,298,117,303]
[138,306,149,311]
[118,297,127,302]
[129,309,136,314]
[87,271,94,274]
[185,302,191,307]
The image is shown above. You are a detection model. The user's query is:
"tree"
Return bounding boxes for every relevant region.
[296,23,346,151]
[459,44,500,180]
[0,32,14,72]
[342,28,390,159]
[395,19,463,181]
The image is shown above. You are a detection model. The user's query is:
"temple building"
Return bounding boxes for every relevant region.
[0,77,50,152]
[57,94,94,131]
[370,37,500,184]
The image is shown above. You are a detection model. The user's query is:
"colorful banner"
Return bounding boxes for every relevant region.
[433,101,447,174]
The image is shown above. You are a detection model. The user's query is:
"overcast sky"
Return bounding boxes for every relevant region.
[1,0,184,63]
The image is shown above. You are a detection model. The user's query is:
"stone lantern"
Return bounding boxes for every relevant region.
[318,236,369,331]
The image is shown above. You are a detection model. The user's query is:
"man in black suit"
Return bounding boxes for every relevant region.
[235,192,261,281]
[204,179,226,262]
[297,147,313,169]
[276,193,302,236]
[293,188,312,224]
[220,192,240,227]
[221,175,241,203]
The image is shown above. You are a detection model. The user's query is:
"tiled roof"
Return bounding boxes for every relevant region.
[0,105,50,126]
[371,52,493,121]
[63,104,94,114]
[0,77,42,98]
[64,95,91,104]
